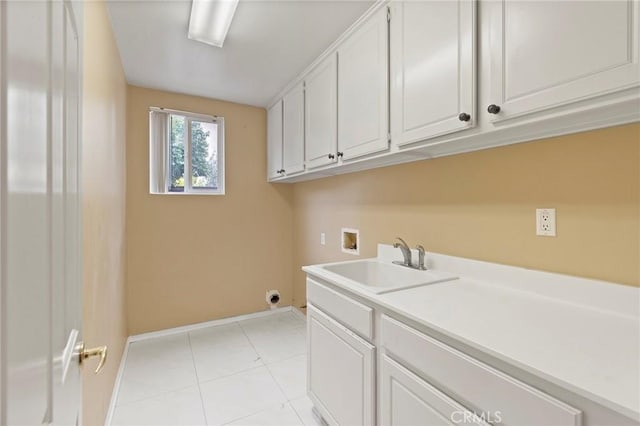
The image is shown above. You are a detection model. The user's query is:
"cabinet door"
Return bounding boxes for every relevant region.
[267,100,283,180]
[305,54,338,169]
[390,1,476,147]
[337,7,389,161]
[307,304,375,426]
[282,82,305,175]
[381,355,489,426]
[489,0,640,122]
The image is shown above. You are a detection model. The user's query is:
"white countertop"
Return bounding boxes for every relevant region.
[302,245,640,421]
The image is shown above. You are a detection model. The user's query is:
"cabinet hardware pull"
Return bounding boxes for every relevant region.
[458,112,471,122]
[328,153,335,159]
[337,152,344,158]
[487,104,501,114]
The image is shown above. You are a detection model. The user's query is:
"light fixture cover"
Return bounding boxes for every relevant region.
[188,0,239,48]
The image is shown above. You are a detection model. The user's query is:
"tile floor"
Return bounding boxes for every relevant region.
[111,311,323,426]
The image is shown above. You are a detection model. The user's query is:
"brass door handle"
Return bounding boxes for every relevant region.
[76,342,107,374]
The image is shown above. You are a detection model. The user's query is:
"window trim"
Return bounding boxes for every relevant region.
[151,107,225,195]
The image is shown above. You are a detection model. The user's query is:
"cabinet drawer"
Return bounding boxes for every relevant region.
[306,278,373,340]
[381,315,582,426]
[381,355,489,426]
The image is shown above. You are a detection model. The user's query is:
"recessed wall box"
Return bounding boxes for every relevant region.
[341,228,360,255]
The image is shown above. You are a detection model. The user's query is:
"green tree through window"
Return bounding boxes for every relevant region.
[170,115,185,187]
[170,115,216,190]
[191,121,215,187]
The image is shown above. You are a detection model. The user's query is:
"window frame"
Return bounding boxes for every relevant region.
[161,109,225,195]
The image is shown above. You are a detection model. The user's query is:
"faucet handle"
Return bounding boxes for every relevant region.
[415,245,427,270]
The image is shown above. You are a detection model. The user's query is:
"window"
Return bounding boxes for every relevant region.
[149,108,225,194]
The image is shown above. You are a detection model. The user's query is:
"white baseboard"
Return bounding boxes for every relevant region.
[104,335,131,426]
[291,306,307,321]
[104,306,302,425]
[128,305,295,343]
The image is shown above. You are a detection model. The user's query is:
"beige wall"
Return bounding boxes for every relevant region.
[82,2,128,425]
[126,86,293,335]
[292,123,640,307]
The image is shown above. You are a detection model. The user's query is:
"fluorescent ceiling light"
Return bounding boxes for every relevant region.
[188,0,239,48]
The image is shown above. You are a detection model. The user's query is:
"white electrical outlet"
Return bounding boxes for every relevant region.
[536,208,556,237]
[320,233,326,245]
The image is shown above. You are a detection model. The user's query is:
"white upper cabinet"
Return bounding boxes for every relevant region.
[267,100,283,180]
[305,54,338,169]
[390,0,476,147]
[282,82,305,175]
[488,0,640,122]
[337,6,389,161]
[266,1,640,183]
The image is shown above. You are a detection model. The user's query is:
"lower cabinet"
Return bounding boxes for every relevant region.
[305,276,634,426]
[307,304,375,426]
[380,315,582,426]
[381,355,489,426]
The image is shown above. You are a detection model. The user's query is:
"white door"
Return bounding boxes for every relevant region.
[282,82,305,176]
[381,355,489,426]
[390,0,476,146]
[1,0,52,422]
[267,100,283,180]
[307,304,375,426]
[1,1,98,424]
[304,54,338,170]
[488,0,640,123]
[52,1,84,424]
[337,6,389,161]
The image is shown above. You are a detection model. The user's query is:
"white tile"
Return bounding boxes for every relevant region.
[200,366,287,426]
[239,312,305,339]
[126,332,193,362]
[225,403,302,426]
[247,327,307,364]
[290,397,325,426]
[190,324,263,382]
[190,323,252,350]
[111,386,206,426]
[117,333,198,404]
[267,354,307,400]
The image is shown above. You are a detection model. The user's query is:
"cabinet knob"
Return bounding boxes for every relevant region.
[458,112,471,122]
[337,152,344,158]
[328,153,335,159]
[487,104,501,114]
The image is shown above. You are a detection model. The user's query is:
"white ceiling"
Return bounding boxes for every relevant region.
[106,0,373,107]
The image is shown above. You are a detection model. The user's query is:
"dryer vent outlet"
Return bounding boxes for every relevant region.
[266,290,280,309]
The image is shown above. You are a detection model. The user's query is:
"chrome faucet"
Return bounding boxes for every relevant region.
[393,238,428,270]
[393,237,412,266]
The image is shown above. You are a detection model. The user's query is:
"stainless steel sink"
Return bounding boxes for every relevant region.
[319,260,457,294]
